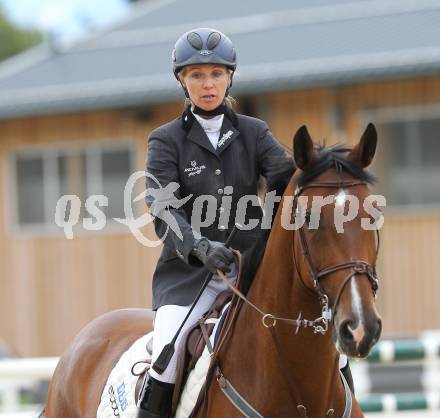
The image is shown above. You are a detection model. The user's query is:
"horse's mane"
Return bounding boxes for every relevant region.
[296,143,377,186]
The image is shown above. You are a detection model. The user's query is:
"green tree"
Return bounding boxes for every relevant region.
[0,8,43,62]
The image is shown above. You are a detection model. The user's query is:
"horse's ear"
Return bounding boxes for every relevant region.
[293,125,315,170]
[348,123,377,168]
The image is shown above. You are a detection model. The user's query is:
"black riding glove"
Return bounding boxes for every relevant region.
[191,237,235,274]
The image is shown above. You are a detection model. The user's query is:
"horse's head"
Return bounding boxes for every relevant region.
[292,124,382,358]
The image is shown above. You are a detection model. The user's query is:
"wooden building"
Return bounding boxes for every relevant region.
[0,0,439,357]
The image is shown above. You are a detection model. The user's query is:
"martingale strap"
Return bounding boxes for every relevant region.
[215,366,265,418]
[340,369,353,418]
[213,365,353,418]
[198,316,264,417]
[198,317,265,417]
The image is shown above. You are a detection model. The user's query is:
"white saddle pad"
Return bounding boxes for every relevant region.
[97,332,153,418]
[97,304,229,418]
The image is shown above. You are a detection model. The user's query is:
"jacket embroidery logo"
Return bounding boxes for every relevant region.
[217,130,234,148]
[185,160,206,177]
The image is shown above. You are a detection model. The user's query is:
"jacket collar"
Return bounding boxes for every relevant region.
[182,106,240,156]
[216,115,240,154]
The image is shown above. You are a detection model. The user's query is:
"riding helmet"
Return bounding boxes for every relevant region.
[172,28,237,79]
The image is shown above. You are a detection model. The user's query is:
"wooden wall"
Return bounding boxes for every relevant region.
[0,104,179,356]
[0,76,439,356]
[378,213,440,335]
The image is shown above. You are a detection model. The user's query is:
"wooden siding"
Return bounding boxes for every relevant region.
[0,76,439,356]
[0,105,178,356]
[378,212,440,336]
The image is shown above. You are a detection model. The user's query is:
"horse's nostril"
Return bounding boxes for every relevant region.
[339,316,382,357]
[340,319,354,343]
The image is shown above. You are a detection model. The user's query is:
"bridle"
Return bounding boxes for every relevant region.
[293,179,381,334]
[217,179,381,335]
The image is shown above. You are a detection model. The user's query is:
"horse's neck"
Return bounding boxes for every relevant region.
[222,188,344,416]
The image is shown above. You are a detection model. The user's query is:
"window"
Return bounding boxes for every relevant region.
[16,156,45,225]
[10,142,135,230]
[101,149,132,219]
[372,112,440,207]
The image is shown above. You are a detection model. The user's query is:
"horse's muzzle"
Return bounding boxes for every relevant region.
[337,314,382,358]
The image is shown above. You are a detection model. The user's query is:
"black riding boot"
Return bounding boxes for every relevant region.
[341,362,355,394]
[136,375,174,418]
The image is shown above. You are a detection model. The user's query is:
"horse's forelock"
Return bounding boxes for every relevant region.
[296,144,376,187]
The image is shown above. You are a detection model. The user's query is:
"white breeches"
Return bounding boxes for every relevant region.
[149,264,237,384]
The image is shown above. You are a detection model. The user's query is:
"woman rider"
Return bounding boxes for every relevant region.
[137,28,296,418]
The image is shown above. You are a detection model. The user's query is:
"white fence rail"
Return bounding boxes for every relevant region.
[0,358,58,381]
[0,357,58,416]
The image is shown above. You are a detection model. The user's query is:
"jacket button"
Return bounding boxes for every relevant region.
[219,207,225,213]
[217,188,223,195]
[215,169,221,175]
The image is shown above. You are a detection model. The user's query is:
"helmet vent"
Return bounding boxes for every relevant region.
[207,32,221,50]
[187,32,203,50]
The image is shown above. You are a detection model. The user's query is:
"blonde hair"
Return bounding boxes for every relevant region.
[179,66,237,110]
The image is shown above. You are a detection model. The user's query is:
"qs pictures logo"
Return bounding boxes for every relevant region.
[54,171,192,247]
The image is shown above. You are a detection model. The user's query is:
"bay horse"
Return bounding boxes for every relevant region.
[43,124,382,417]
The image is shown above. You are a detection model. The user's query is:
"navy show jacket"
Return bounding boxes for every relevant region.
[145,107,295,309]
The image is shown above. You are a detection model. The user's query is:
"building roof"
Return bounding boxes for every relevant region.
[0,0,440,119]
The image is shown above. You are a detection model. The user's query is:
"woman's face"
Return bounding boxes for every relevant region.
[179,64,231,111]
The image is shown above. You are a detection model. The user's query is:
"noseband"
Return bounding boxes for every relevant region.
[293,180,380,334]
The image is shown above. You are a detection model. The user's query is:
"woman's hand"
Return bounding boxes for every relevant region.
[191,237,235,273]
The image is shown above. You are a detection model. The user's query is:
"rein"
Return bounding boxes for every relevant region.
[216,269,328,334]
[204,179,380,418]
